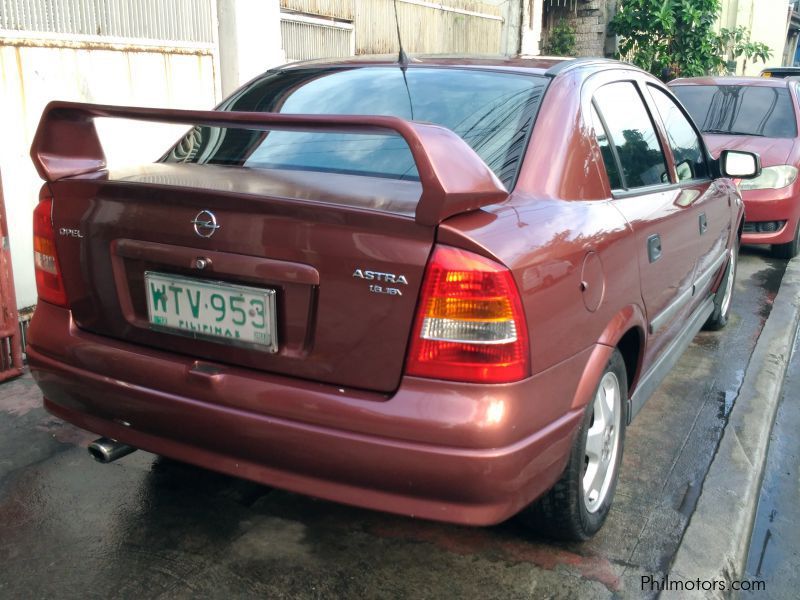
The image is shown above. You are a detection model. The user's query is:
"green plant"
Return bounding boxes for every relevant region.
[610,0,771,80]
[544,19,577,56]
[717,26,773,73]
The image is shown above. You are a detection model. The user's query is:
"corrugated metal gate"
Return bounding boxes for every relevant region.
[0,0,215,44]
[0,171,22,382]
[356,0,504,54]
[280,0,504,61]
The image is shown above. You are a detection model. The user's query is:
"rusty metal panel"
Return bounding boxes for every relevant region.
[280,0,504,61]
[281,0,355,20]
[0,0,215,44]
[281,12,354,61]
[0,171,23,382]
[354,0,503,56]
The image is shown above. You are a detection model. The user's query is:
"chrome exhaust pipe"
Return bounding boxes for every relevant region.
[88,437,136,463]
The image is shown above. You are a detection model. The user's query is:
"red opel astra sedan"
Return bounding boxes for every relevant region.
[670,77,800,258]
[27,56,758,540]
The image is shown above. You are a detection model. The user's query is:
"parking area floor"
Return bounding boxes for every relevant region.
[0,248,787,599]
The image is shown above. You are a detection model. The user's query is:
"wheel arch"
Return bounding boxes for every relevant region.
[616,327,644,394]
[569,304,646,411]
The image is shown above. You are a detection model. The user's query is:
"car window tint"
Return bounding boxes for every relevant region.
[590,104,623,190]
[593,82,669,189]
[672,84,797,138]
[648,86,709,181]
[163,67,547,187]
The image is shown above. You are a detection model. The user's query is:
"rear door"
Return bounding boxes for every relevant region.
[645,84,731,302]
[591,80,698,361]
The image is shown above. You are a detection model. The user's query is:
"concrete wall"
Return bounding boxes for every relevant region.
[477,0,523,55]
[718,0,791,74]
[521,0,544,55]
[541,0,615,58]
[218,0,284,97]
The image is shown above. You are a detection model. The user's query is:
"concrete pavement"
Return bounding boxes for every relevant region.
[742,315,800,597]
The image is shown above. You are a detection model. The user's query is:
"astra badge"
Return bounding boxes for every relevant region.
[353,268,408,296]
[352,269,408,285]
[191,210,220,238]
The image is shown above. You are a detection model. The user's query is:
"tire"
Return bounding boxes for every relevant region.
[520,349,628,541]
[771,221,800,259]
[703,241,738,331]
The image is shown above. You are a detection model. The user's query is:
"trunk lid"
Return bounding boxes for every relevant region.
[51,164,434,392]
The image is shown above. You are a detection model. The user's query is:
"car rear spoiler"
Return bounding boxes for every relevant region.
[30,101,509,226]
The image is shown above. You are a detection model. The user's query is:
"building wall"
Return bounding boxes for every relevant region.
[279,0,509,62]
[718,0,791,74]
[572,0,611,56]
[521,0,544,55]
[219,0,285,96]
[542,0,615,58]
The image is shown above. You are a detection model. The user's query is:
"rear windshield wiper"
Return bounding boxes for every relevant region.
[702,129,765,137]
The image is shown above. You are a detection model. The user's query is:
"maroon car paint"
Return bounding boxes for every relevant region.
[26,57,744,526]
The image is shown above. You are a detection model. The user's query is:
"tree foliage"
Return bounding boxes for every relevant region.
[717,26,773,72]
[610,0,773,80]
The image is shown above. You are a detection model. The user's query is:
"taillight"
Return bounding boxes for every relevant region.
[33,187,68,307]
[406,245,530,383]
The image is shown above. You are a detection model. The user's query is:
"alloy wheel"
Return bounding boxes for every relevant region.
[583,371,622,513]
[720,248,736,317]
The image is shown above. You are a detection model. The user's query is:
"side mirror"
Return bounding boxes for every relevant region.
[720,150,761,179]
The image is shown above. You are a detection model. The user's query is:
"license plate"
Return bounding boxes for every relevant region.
[144,271,278,352]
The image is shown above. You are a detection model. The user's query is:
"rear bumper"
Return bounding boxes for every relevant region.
[27,302,593,526]
[741,185,800,245]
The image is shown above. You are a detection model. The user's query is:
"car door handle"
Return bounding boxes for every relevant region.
[699,213,708,235]
[647,234,662,263]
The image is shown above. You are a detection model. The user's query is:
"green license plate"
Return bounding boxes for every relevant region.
[144,271,278,352]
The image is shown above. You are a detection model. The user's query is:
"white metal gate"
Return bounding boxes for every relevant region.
[0,0,220,310]
[280,0,504,62]
[0,0,215,45]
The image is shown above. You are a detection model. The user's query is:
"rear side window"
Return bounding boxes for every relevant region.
[672,84,797,138]
[163,67,548,188]
[590,105,623,190]
[648,86,710,181]
[593,82,670,189]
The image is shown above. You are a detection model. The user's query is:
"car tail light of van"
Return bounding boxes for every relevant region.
[33,188,68,307]
[406,245,530,383]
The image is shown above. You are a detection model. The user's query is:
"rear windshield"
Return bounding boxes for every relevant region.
[162,67,548,187]
[672,84,797,138]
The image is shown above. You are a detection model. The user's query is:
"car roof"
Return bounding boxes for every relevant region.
[761,66,800,73]
[669,76,789,88]
[276,54,630,77]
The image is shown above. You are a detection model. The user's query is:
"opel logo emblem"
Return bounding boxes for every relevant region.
[191,210,220,238]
